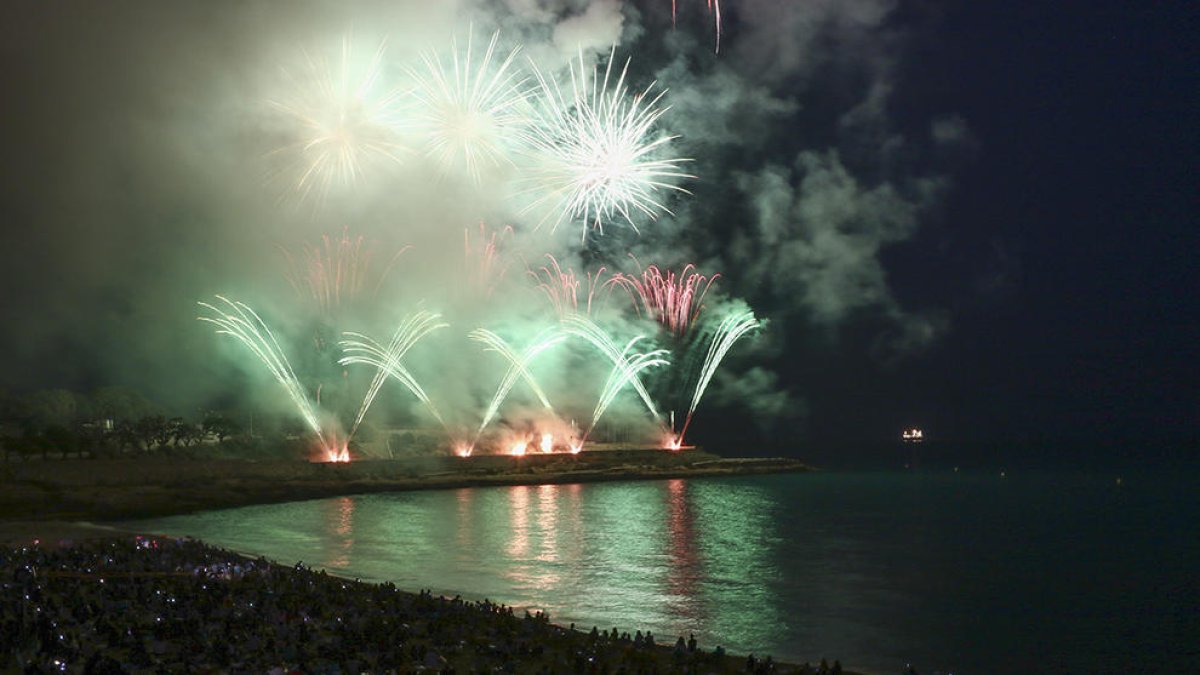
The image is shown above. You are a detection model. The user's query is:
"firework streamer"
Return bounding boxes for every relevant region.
[583,337,670,442]
[198,296,325,442]
[470,327,566,441]
[338,312,451,430]
[269,37,407,204]
[529,254,615,318]
[670,1,724,52]
[409,30,530,182]
[281,228,410,313]
[560,315,664,422]
[675,309,760,444]
[611,260,719,336]
[520,48,693,239]
[464,223,514,297]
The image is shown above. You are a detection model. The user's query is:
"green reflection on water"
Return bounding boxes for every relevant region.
[125,476,784,656]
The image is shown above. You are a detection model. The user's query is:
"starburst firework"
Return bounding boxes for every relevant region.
[521,48,693,239]
[270,37,407,204]
[409,30,530,182]
[612,261,719,336]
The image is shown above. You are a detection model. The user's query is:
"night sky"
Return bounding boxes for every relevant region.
[0,1,1195,459]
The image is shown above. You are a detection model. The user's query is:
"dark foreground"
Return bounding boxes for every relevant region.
[0,450,809,521]
[2,536,852,674]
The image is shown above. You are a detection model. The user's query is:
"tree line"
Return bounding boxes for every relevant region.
[0,387,250,462]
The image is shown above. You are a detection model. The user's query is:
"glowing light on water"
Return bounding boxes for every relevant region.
[280,228,409,313]
[326,445,351,462]
[338,311,450,430]
[198,296,325,442]
[410,30,529,182]
[677,309,760,444]
[521,48,692,239]
[454,442,473,458]
[270,37,407,204]
[612,261,718,336]
[569,443,583,455]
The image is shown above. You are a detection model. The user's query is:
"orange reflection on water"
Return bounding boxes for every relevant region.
[322,496,356,569]
[666,479,701,601]
[535,484,559,563]
[455,487,475,549]
[507,485,530,558]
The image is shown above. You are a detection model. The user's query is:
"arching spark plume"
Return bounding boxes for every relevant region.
[529,254,615,318]
[470,327,566,440]
[521,48,693,239]
[583,336,669,441]
[270,37,407,204]
[280,228,410,313]
[561,315,664,422]
[338,311,450,430]
[464,223,513,297]
[676,309,760,445]
[198,296,324,442]
[410,30,530,182]
[612,261,719,336]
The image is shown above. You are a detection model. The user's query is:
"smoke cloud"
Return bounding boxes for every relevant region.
[0,0,964,447]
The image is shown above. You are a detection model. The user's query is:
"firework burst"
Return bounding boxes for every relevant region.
[612,260,719,336]
[270,37,407,204]
[280,228,410,314]
[463,223,514,297]
[521,48,693,239]
[529,254,615,318]
[409,30,530,182]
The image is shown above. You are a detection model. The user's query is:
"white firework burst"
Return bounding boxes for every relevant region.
[409,30,530,182]
[270,37,407,204]
[521,48,693,240]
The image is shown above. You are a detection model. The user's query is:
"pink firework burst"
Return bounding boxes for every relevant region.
[529,254,615,318]
[612,260,719,336]
[464,222,514,298]
[282,228,409,314]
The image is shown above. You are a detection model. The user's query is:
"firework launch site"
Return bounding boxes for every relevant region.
[0,449,808,523]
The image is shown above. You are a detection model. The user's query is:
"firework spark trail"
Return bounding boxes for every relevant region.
[670,1,724,52]
[612,261,719,336]
[584,336,670,441]
[529,254,614,318]
[464,223,513,297]
[470,328,566,441]
[198,296,325,441]
[338,311,450,430]
[281,229,410,313]
[521,48,693,239]
[469,328,562,410]
[410,30,530,182]
[677,309,760,443]
[561,315,664,422]
[270,37,407,204]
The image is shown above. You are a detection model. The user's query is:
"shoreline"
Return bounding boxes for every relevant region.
[0,449,810,522]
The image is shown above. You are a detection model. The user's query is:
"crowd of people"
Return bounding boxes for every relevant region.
[2,535,850,674]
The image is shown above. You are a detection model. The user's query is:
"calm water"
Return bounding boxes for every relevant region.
[123,471,1199,673]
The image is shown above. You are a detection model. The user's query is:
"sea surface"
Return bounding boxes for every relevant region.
[122,470,1199,673]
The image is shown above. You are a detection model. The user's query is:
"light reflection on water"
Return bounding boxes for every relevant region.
[123,471,1200,674]
[124,477,784,658]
